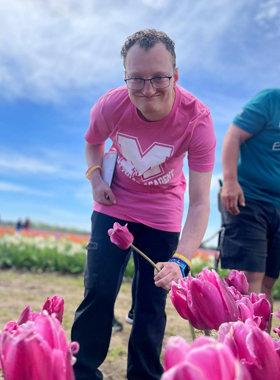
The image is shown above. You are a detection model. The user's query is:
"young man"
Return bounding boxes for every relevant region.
[220,88,280,331]
[71,29,216,380]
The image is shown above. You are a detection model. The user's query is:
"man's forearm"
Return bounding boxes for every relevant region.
[176,203,210,262]
[222,134,240,183]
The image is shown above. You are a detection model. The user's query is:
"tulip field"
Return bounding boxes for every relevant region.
[1,227,280,295]
[0,227,222,278]
[2,226,280,379]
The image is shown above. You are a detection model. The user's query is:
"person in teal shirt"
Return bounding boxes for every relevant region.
[220,88,280,332]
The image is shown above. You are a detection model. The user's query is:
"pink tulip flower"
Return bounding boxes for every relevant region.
[226,285,243,301]
[164,336,190,371]
[171,268,238,330]
[17,295,64,325]
[41,295,64,323]
[218,319,280,380]
[236,297,262,328]
[224,270,249,295]
[108,222,161,272]
[170,277,214,330]
[162,335,250,380]
[107,222,134,250]
[0,312,79,380]
[248,293,271,331]
[272,338,280,358]
[233,293,271,330]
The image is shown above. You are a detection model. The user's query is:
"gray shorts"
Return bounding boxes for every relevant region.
[219,197,280,279]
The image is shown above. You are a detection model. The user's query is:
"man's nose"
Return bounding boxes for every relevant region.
[141,80,156,96]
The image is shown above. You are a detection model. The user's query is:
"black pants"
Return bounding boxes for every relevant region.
[71,212,179,380]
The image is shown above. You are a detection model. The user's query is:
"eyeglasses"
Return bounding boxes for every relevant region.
[124,75,173,90]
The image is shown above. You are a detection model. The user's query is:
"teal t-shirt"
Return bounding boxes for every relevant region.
[233,88,280,208]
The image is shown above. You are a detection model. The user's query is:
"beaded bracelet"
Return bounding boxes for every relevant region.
[86,165,103,180]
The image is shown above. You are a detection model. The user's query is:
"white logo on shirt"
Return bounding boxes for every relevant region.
[117,133,174,180]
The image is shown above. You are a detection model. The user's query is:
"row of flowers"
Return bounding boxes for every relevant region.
[0,228,88,274]
[0,227,220,278]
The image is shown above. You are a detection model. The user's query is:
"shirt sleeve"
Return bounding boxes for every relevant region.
[85,94,113,144]
[188,112,216,172]
[232,89,271,135]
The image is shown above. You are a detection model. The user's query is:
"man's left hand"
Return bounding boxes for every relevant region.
[154,262,183,291]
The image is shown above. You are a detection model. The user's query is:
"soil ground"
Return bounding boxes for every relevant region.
[0,270,279,380]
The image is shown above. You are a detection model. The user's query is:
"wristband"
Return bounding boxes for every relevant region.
[169,257,190,278]
[172,253,192,269]
[86,166,103,180]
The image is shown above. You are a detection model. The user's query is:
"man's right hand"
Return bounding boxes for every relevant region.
[220,181,245,215]
[89,170,116,205]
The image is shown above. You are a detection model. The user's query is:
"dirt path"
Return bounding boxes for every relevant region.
[0,270,279,380]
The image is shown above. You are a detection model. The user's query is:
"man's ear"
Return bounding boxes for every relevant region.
[173,67,179,87]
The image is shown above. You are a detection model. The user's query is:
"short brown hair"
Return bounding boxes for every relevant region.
[121,29,176,69]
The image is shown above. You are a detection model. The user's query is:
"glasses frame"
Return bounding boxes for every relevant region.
[124,74,174,90]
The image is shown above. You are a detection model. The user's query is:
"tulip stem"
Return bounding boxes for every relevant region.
[130,244,161,272]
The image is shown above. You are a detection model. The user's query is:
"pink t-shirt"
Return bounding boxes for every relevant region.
[85,85,216,232]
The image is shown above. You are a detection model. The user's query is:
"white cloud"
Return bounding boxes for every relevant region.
[0,153,57,174]
[256,0,280,23]
[0,148,84,180]
[1,0,279,103]
[0,181,51,196]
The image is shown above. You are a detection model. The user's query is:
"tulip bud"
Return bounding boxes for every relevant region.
[107,222,134,250]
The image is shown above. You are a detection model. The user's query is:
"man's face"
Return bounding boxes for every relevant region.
[124,42,178,121]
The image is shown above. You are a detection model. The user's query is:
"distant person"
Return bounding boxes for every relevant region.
[23,218,30,230]
[220,88,280,331]
[71,29,215,380]
[15,219,22,231]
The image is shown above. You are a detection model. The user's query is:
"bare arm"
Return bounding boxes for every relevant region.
[221,124,252,215]
[176,170,212,260]
[154,170,212,291]
[85,142,116,205]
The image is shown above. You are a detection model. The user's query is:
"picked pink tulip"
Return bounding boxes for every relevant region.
[162,335,250,380]
[0,312,79,380]
[108,222,134,250]
[108,222,160,272]
[218,319,280,380]
[170,268,238,330]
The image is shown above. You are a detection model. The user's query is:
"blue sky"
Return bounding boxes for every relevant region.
[0,0,279,246]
